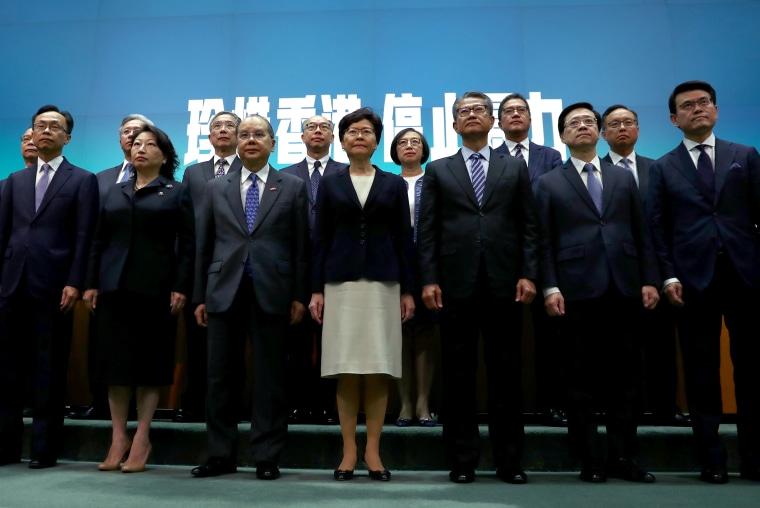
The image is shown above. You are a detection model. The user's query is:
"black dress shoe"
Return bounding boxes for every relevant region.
[497,467,528,484]
[256,462,281,480]
[333,468,354,481]
[29,459,57,469]
[700,466,729,484]
[543,408,568,427]
[67,405,109,420]
[740,467,760,481]
[672,411,692,427]
[191,458,237,478]
[315,410,338,425]
[368,468,391,481]
[449,469,475,483]
[173,409,204,423]
[607,458,655,483]
[287,409,310,425]
[580,462,607,483]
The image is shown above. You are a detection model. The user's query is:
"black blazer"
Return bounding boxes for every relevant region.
[281,157,347,235]
[312,165,415,294]
[86,176,195,298]
[494,140,563,193]
[600,153,655,207]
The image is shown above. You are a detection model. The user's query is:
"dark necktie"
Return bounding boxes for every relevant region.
[696,144,715,200]
[35,163,51,212]
[618,157,637,187]
[404,177,424,245]
[514,143,525,159]
[583,163,602,213]
[119,162,133,183]
[311,160,322,201]
[215,159,226,178]
[469,153,485,206]
[244,174,260,277]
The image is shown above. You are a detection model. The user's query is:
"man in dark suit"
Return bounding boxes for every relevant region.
[536,102,660,484]
[281,115,346,425]
[191,114,309,480]
[494,92,566,427]
[600,104,689,428]
[417,91,539,484]
[21,128,38,168]
[649,80,760,484]
[178,111,242,423]
[0,105,99,468]
[68,113,154,422]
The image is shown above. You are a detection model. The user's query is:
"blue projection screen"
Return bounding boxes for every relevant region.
[1,0,758,179]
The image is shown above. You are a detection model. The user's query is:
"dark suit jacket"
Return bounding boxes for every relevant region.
[281,157,347,235]
[195,166,310,316]
[96,164,124,205]
[182,156,243,225]
[601,153,654,207]
[85,176,195,298]
[417,148,539,299]
[0,159,99,300]
[535,160,659,301]
[494,140,563,193]
[648,139,760,292]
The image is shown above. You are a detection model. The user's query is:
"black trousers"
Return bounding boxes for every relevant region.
[285,316,336,414]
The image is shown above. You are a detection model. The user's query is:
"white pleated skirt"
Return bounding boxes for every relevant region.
[320,279,402,378]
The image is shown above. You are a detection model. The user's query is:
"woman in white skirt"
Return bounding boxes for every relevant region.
[309,108,416,482]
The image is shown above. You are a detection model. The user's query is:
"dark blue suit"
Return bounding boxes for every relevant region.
[535,159,659,464]
[494,140,562,192]
[649,139,760,472]
[0,159,98,464]
[281,158,346,419]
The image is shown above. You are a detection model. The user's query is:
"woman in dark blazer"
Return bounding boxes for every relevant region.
[309,108,415,481]
[84,125,194,473]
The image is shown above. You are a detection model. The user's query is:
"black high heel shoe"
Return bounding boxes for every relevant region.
[368,468,391,481]
[333,468,354,481]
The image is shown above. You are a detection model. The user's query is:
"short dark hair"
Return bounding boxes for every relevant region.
[32,104,74,134]
[390,128,430,165]
[338,107,383,142]
[558,102,602,135]
[498,93,531,118]
[668,80,716,114]
[238,114,274,138]
[452,91,493,118]
[120,114,154,128]
[601,104,638,130]
[132,125,179,180]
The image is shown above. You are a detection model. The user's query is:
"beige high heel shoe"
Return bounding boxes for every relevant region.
[98,440,132,471]
[121,442,152,473]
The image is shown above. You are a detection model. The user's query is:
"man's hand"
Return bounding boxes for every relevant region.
[642,285,660,310]
[515,278,536,304]
[400,292,415,323]
[291,301,306,325]
[545,292,565,317]
[60,286,80,313]
[421,284,442,311]
[170,292,186,316]
[309,293,324,324]
[194,304,208,327]
[83,289,98,314]
[664,282,684,307]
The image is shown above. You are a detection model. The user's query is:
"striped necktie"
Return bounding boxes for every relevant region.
[469,153,485,206]
[583,163,602,213]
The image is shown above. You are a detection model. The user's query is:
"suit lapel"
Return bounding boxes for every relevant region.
[252,169,282,233]
[636,155,650,203]
[202,159,216,182]
[446,151,479,208]
[224,171,249,233]
[36,159,73,215]
[672,144,711,201]
[713,138,734,201]
[527,142,541,182]
[561,163,599,215]
[336,167,363,209]
[483,149,505,206]
[599,160,617,216]
[363,167,387,210]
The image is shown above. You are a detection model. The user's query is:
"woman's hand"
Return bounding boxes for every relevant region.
[309,293,324,324]
[400,292,415,323]
[169,292,186,316]
[83,289,98,314]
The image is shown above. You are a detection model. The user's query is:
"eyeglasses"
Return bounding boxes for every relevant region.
[502,106,529,116]
[210,121,237,131]
[397,138,422,148]
[605,119,638,130]
[120,127,142,137]
[345,128,375,138]
[304,122,332,133]
[238,131,269,141]
[20,135,33,143]
[564,116,597,129]
[677,97,713,112]
[456,104,489,118]
[32,122,66,133]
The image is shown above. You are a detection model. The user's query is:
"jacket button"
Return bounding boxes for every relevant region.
[360,240,365,245]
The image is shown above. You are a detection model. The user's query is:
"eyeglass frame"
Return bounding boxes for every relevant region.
[564,116,598,129]
[455,104,490,118]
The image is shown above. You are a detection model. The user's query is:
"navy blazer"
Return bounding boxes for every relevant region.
[494,140,563,193]
[417,148,539,300]
[648,139,760,292]
[535,160,659,301]
[96,164,124,205]
[281,157,347,236]
[182,156,243,225]
[86,176,195,298]
[601,153,654,207]
[0,159,99,300]
[312,166,415,294]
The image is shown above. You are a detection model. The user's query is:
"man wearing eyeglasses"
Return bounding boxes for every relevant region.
[418,91,539,485]
[176,111,243,424]
[0,105,99,469]
[21,128,38,168]
[495,93,566,428]
[535,102,660,484]
[649,80,760,484]
[600,105,689,430]
[281,115,346,426]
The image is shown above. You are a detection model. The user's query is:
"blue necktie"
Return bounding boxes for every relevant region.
[696,145,715,200]
[469,153,485,206]
[244,174,260,277]
[583,163,602,214]
[35,163,51,212]
[215,159,226,178]
[311,160,322,201]
[514,143,525,159]
[119,162,133,183]
[618,157,637,188]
